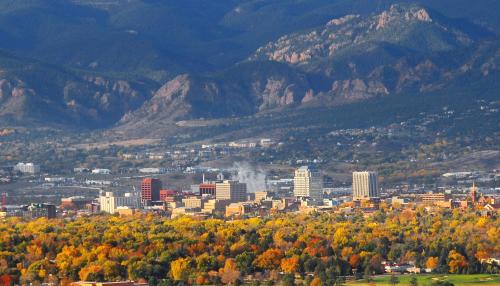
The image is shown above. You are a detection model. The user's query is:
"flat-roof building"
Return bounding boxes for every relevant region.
[25,203,56,219]
[352,171,379,200]
[61,196,93,210]
[203,199,229,214]
[182,196,203,209]
[293,166,323,200]
[159,189,179,202]
[141,178,162,203]
[225,202,254,217]
[14,162,40,174]
[216,180,247,202]
[253,191,268,202]
[199,183,216,196]
[419,193,447,203]
[99,192,140,214]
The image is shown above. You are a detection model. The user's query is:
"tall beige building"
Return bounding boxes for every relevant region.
[352,171,379,200]
[216,180,247,202]
[293,166,323,200]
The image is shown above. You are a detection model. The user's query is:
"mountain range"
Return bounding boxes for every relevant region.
[0,0,499,138]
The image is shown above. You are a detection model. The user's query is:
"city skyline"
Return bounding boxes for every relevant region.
[0,1,498,285]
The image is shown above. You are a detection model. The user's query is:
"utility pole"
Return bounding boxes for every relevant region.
[1,193,7,211]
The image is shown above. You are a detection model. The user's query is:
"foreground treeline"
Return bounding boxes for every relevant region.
[0,208,498,285]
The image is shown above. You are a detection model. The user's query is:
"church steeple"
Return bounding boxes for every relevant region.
[470,181,478,204]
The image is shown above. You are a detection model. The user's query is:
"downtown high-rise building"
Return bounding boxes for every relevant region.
[293,166,323,200]
[140,178,162,203]
[352,171,379,200]
[215,180,247,202]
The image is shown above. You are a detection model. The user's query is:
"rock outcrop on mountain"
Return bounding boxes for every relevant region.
[330,79,389,102]
[250,4,482,65]
[244,4,497,105]
[118,62,312,130]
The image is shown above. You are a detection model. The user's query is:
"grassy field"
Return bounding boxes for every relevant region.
[347,274,500,285]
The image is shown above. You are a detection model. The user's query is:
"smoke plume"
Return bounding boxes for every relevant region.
[232,162,266,193]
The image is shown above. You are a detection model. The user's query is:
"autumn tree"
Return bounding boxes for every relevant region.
[426,257,439,272]
[448,250,468,274]
[254,249,283,271]
[128,260,153,281]
[280,256,300,274]
[310,277,322,286]
[219,259,241,285]
[79,264,104,282]
[235,252,255,275]
[170,258,191,281]
[348,254,361,270]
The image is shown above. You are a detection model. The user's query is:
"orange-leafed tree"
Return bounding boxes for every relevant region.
[79,263,104,281]
[448,250,468,273]
[425,256,439,271]
[280,256,300,274]
[310,277,322,286]
[475,250,489,261]
[348,254,361,269]
[254,249,283,270]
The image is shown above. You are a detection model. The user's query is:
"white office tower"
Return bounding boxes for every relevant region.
[293,166,323,200]
[352,171,379,200]
[99,192,140,214]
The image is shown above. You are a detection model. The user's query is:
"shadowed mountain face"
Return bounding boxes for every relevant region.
[0,51,158,128]
[0,1,498,132]
[1,0,498,73]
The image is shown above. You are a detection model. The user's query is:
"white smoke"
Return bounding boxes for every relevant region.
[232,162,266,193]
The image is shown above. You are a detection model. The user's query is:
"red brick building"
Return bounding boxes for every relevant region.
[199,183,216,196]
[159,189,179,202]
[141,178,162,202]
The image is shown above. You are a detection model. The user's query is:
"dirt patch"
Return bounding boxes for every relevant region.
[73,138,160,150]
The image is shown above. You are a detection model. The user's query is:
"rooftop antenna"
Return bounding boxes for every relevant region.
[217,172,224,181]
[202,173,205,184]
[133,185,138,197]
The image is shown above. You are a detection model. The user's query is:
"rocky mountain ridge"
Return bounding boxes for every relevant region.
[116,4,499,134]
[250,5,478,64]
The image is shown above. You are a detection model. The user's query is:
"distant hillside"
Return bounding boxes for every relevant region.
[0,1,498,134]
[0,51,157,128]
